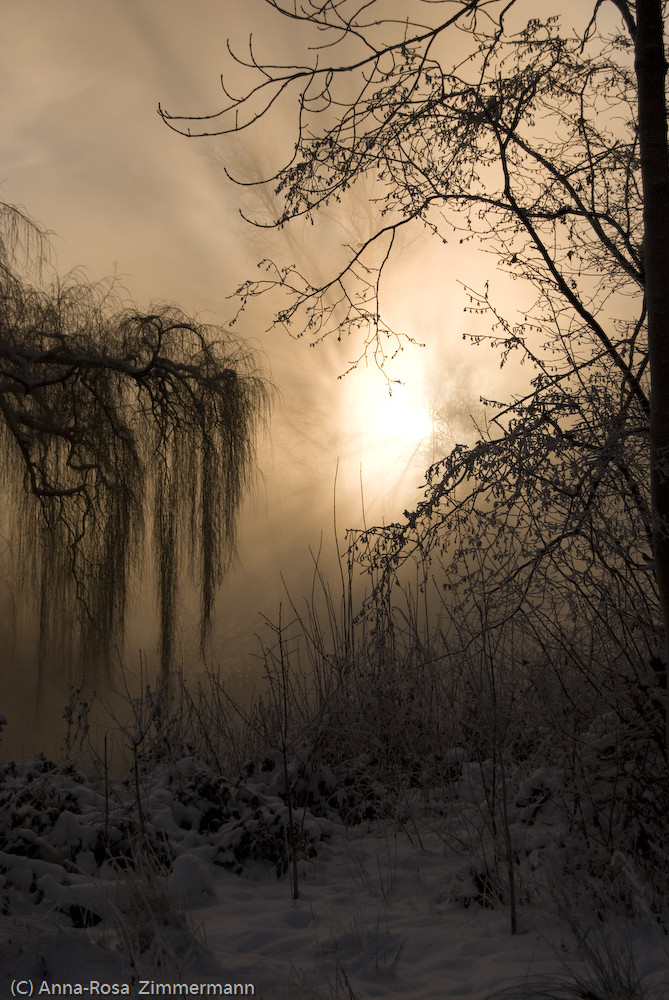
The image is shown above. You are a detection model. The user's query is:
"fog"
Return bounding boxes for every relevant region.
[0,0,534,757]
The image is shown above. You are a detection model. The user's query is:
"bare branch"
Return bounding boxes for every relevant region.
[0,210,273,677]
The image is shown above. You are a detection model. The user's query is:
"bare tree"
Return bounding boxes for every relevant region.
[159,1,667,751]
[0,202,272,679]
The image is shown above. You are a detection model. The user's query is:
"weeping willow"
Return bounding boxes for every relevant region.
[0,203,272,678]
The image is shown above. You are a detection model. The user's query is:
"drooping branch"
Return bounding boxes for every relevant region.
[0,206,272,677]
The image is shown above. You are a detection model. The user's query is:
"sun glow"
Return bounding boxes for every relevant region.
[335,360,441,514]
[368,385,432,447]
[364,383,434,447]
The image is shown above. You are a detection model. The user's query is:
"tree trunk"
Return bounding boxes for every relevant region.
[635,0,669,758]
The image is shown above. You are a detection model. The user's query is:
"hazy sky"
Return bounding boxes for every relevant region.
[1,1,543,732]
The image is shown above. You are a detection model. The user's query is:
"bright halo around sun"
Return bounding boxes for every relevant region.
[336,370,437,513]
[360,381,433,451]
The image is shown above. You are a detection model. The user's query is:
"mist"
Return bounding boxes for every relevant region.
[0,0,536,757]
[0,5,664,995]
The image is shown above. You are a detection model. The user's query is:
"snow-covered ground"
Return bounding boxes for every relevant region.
[0,744,667,1000]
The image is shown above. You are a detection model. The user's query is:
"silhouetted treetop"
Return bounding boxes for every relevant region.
[159,0,669,755]
[0,203,272,676]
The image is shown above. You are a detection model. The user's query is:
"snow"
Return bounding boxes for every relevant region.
[168,853,217,907]
[0,749,667,1000]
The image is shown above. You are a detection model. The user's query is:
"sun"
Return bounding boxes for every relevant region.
[333,370,438,515]
[357,381,433,451]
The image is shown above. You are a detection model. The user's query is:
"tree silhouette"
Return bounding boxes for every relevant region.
[159,2,668,752]
[0,202,271,678]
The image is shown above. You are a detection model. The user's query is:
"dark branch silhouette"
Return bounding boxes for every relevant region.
[0,203,272,678]
[159,1,668,754]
